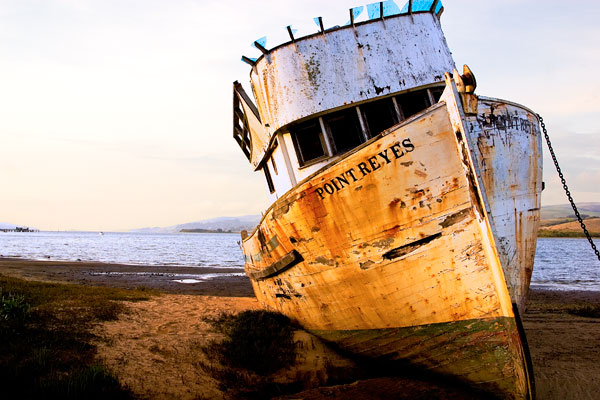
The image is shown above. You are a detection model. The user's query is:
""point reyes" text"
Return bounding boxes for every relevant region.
[315,138,415,200]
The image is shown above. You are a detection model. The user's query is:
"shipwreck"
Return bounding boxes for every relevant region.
[232,1,542,398]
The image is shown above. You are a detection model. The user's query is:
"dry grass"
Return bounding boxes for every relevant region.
[0,275,156,399]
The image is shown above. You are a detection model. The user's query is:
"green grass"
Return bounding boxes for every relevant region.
[0,275,156,399]
[538,230,600,238]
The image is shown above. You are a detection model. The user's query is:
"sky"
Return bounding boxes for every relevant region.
[0,0,598,231]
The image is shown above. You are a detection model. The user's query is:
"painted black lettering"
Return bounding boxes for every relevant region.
[358,162,371,176]
[390,143,404,159]
[345,168,358,182]
[316,187,325,199]
[368,156,381,171]
[331,179,341,191]
[324,183,335,194]
[378,149,392,164]
[402,138,415,152]
[336,175,349,188]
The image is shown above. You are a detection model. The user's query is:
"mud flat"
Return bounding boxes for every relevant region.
[522,289,600,400]
[1,257,599,399]
[0,257,253,296]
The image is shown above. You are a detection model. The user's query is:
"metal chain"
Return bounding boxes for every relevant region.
[537,114,600,262]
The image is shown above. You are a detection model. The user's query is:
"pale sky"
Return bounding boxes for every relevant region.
[1,0,598,231]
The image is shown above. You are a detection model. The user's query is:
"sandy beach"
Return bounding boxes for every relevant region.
[1,257,599,399]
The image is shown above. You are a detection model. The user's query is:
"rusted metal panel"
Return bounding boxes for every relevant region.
[241,94,530,397]
[250,12,455,138]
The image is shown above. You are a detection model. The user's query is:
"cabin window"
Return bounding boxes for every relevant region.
[396,90,431,119]
[263,163,275,193]
[360,98,399,138]
[429,87,444,103]
[291,119,327,166]
[271,140,278,174]
[288,85,445,168]
[324,108,365,154]
[271,155,278,175]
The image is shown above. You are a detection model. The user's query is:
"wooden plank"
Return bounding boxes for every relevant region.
[247,250,303,281]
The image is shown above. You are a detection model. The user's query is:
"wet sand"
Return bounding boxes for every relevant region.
[0,257,254,296]
[1,257,599,399]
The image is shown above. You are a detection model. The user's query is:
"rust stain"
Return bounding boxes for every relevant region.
[313,256,335,266]
[372,237,394,250]
[389,198,404,207]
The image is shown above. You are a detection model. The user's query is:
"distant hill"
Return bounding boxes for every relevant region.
[131,215,261,234]
[538,217,600,238]
[541,203,600,220]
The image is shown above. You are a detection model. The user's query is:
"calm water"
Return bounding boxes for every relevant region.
[0,232,598,290]
[531,238,600,291]
[0,231,244,269]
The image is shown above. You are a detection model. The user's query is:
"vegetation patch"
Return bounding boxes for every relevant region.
[538,230,600,238]
[568,305,600,318]
[1,291,31,322]
[0,275,155,399]
[200,310,299,398]
[539,218,579,227]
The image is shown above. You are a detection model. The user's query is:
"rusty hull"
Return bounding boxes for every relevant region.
[242,82,533,398]
[466,98,542,314]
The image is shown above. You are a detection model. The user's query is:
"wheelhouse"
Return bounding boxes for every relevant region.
[233,1,452,202]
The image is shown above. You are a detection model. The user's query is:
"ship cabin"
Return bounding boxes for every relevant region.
[233,1,454,203]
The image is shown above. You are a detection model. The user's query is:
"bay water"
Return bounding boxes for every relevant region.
[0,232,598,291]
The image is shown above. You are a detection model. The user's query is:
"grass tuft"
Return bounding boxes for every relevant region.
[0,274,154,398]
[1,291,31,322]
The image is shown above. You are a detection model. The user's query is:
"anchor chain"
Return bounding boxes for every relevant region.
[537,114,600,262]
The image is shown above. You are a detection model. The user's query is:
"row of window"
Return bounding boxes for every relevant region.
[290,87,443,166]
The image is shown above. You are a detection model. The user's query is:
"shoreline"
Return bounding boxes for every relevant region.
[1,257,600,399]
[0,257,254,297]
[3,255,597,294]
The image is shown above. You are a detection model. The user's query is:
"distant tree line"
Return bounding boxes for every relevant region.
[0,227,37,233]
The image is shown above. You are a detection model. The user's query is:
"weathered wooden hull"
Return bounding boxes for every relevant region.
[467,99,542,313]
[313,316,527,397]
[242,82,533,398]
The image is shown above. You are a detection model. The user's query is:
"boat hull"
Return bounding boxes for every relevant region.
[242,87,533,398]
[314,315,526,398]
[467,98,542,313]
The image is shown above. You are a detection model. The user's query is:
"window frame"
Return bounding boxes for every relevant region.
[263,162,276,194]
[290,120,330,168]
